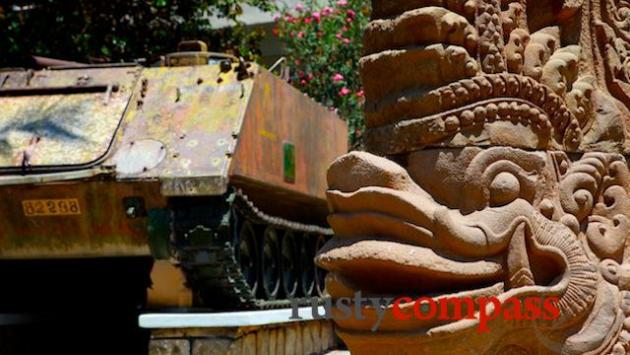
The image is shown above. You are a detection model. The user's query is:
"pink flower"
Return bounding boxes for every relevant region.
[322,6,333,16]
[347,9,356,18]
[297,31,304,39]
[343,38,350,44]
[312,11,321,21]
[301,79,307,85]
[335,33,343,39]
[304,17,312,24]
[295,3,304,12]
[332,73,344,82]
[336,0,348,6]
[339,87,351,96]
[272,13,281,21]
[356,90,364,97]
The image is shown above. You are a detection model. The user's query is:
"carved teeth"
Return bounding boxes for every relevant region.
[460,110,475,126]
[474,106,486,121]
[498,102,510,116]
[473,76,493,96]
[363,68,581,154]
[462,80,481,100]
[486,103,498,119]
[444,115,460,131]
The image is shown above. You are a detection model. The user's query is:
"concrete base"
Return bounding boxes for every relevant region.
[148,320,337,355]
[141,308,340,355]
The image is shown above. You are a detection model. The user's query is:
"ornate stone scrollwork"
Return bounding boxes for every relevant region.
[363,0,630,155]
[318,0,630,354]
[595,0,630,108]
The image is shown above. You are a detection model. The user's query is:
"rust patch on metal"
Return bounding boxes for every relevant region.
[0,180,165,259]
[108,64,254,196]
[229,67,348,200]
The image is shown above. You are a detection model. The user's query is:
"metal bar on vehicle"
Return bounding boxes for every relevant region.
[0,84,119,96]
[49,63,139,70]
[0,167,112,185]
[31,55,86,68]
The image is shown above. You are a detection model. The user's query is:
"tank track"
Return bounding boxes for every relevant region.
[171,189,331,310]
[233,190,332,237]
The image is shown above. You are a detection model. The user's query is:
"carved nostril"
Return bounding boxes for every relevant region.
[604,194,615,207]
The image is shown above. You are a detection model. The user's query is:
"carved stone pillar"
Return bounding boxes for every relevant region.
[316,1,630,354]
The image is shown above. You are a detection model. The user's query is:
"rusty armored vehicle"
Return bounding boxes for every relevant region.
[0,42,347,311]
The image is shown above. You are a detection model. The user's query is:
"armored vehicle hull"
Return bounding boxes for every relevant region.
[0,53,347,309]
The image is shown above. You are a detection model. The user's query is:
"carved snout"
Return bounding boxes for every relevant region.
[433,200,533,257]
[327,152,534,258]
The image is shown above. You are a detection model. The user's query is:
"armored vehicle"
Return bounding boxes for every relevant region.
[0,42,347,310]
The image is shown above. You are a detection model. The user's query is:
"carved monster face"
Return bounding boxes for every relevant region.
[316,0,630,354]
[317,148,630,354]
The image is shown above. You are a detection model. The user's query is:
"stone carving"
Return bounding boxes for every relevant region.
[362,0,630,155]
[316,0,630,354]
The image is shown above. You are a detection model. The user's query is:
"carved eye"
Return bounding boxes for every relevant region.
[489,172,521,206]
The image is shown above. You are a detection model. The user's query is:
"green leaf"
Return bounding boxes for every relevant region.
[100,45,111,56]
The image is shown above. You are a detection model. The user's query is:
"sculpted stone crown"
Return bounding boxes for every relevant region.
[362,0,630,156]
[316,1,630,354]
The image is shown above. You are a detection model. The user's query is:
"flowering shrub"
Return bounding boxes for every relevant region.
[274,0,369,147]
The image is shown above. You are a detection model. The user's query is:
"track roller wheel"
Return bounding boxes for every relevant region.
[237,221,259,296]
[280,231,299,298]
[261,226,281,300]
[300,233,316,296]
[314,234,328,297]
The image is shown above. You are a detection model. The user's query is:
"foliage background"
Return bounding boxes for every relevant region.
[1,0,368,147]
[274,0,368,147]
[0,0,274,66]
